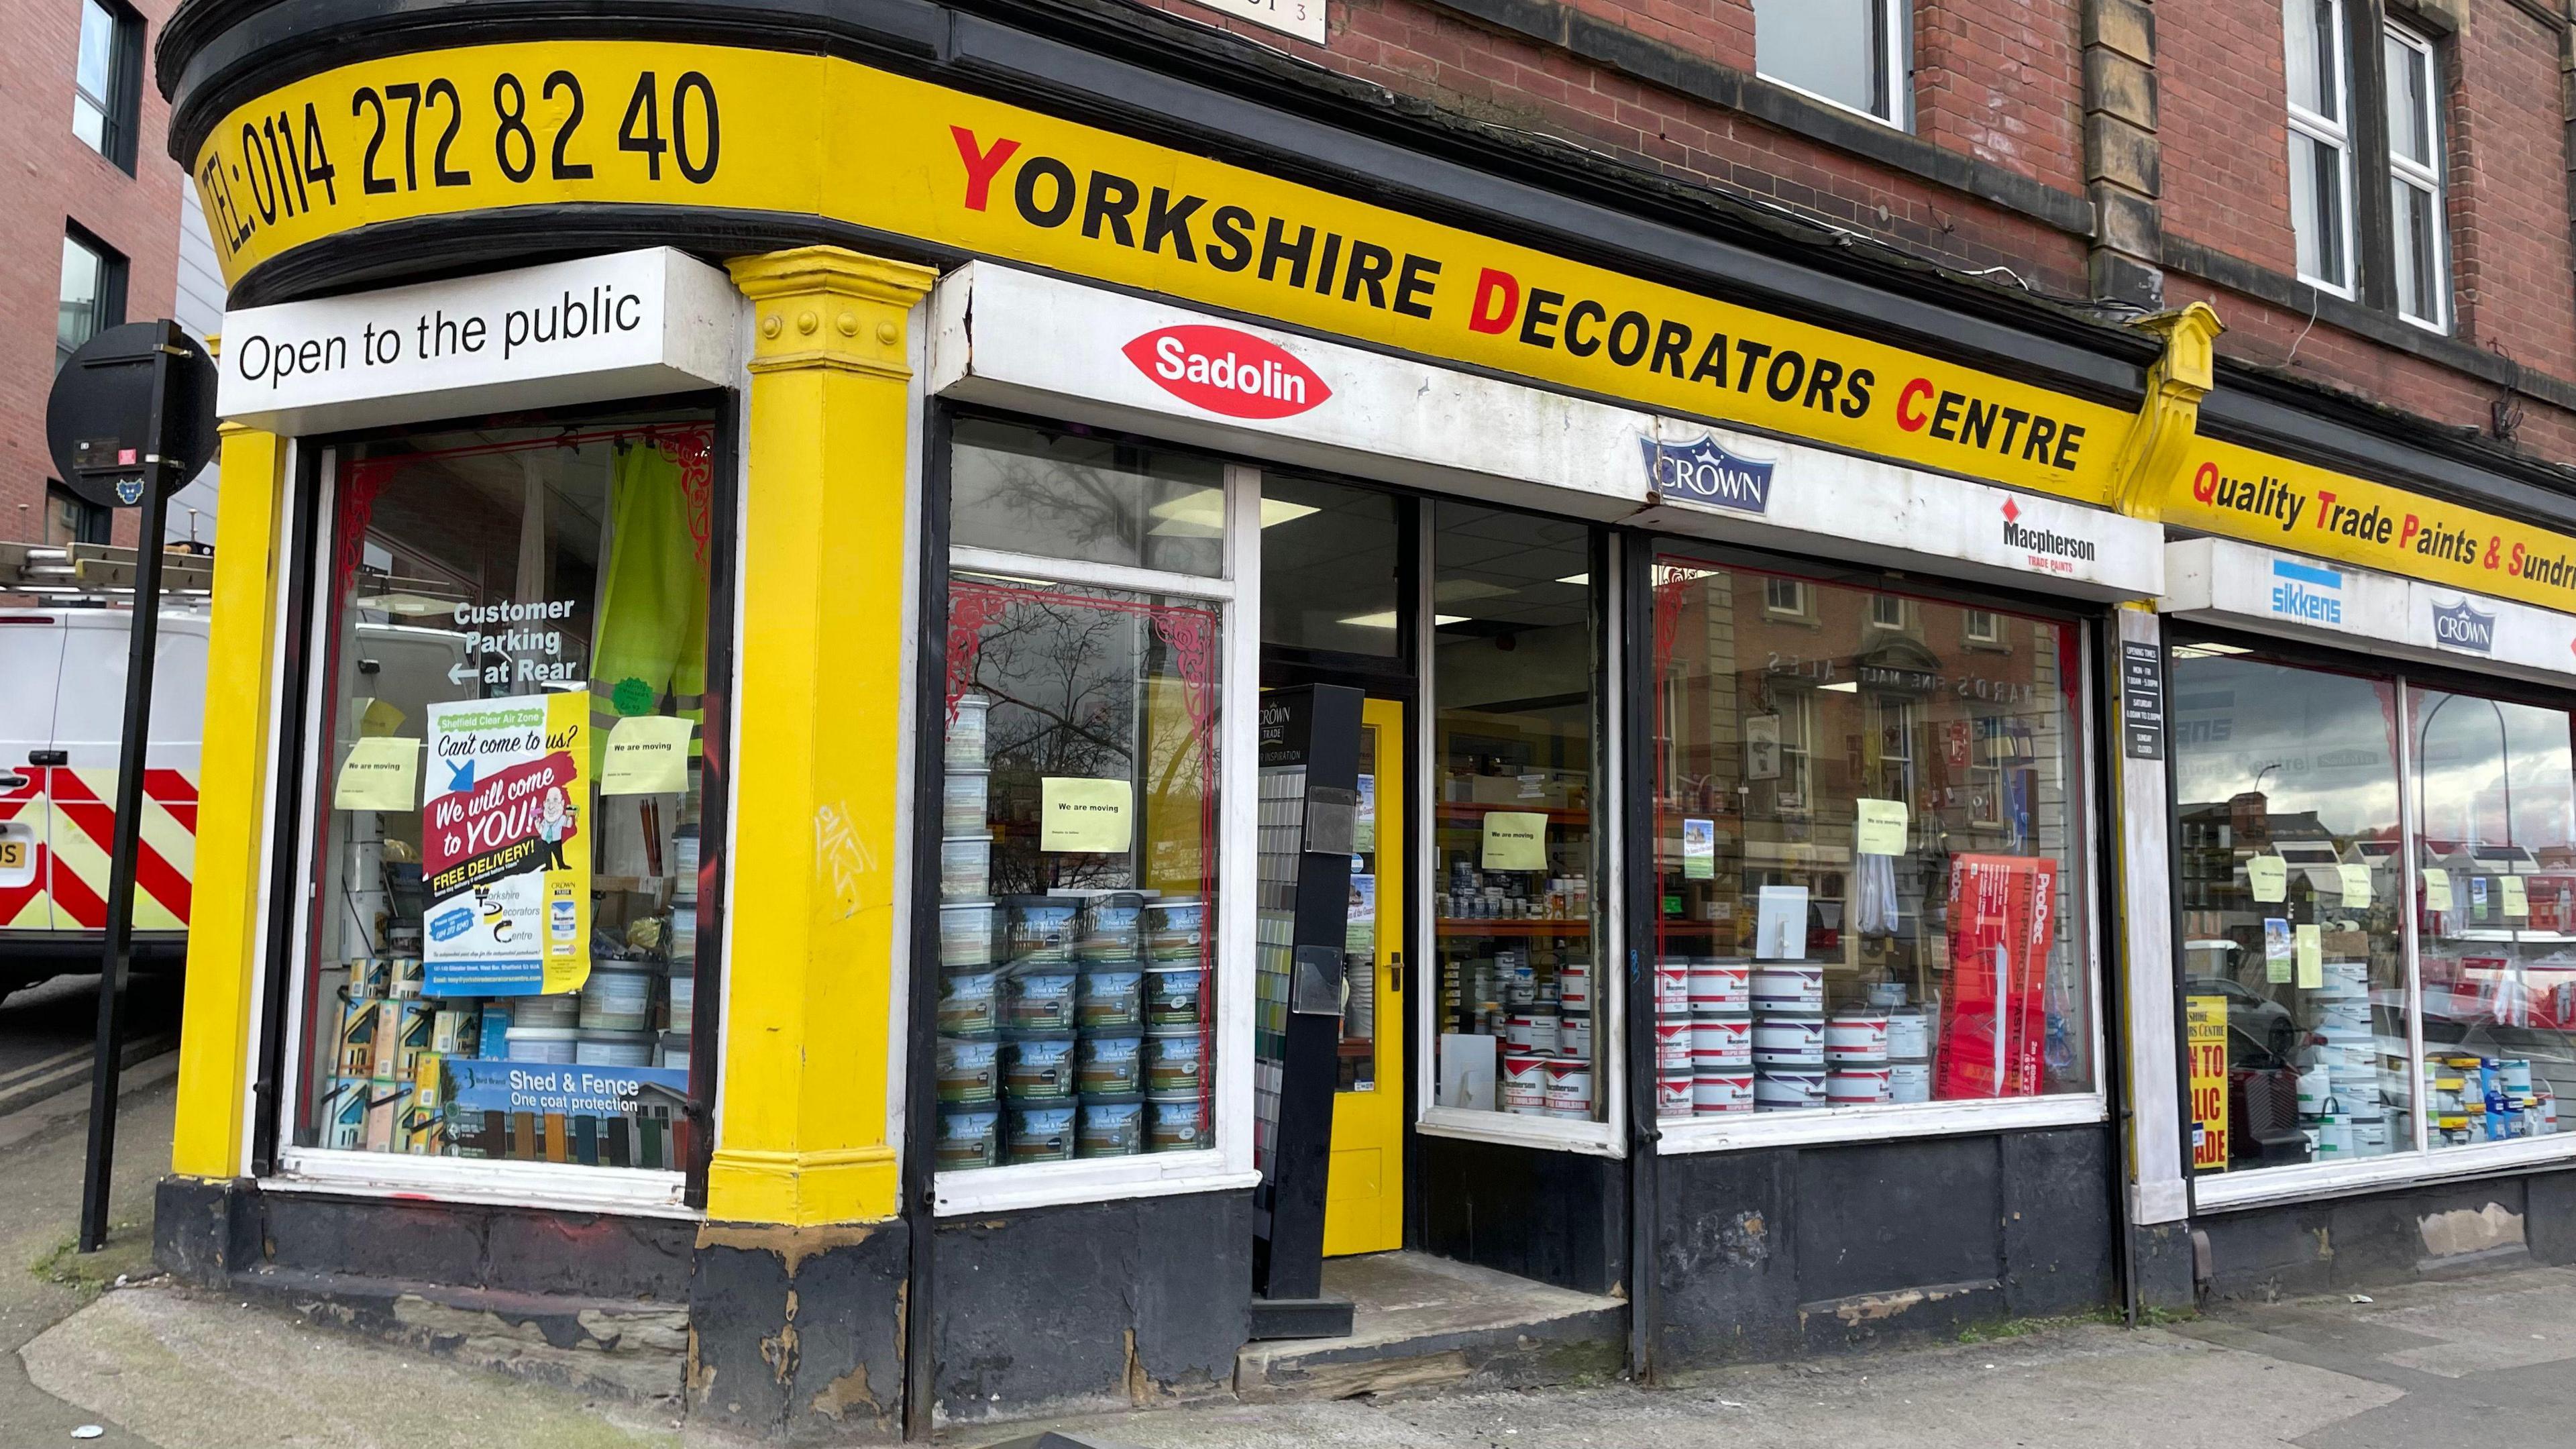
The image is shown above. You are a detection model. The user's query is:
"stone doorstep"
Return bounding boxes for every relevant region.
[225,1265,690,1405]
[1234,1254,1628,1404]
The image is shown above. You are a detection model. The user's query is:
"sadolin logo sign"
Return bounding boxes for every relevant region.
[1123,325,1330,419]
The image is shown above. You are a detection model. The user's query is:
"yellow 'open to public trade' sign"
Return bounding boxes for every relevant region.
[190,40,2141,505]
[2168,435,2576,615]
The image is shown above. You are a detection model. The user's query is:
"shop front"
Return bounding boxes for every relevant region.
[151,3,2241,1438]
[2151,485,2576,1290]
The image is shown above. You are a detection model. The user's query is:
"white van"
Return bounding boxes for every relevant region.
[0,608,208,996]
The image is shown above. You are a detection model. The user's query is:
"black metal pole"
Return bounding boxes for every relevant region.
[78,335,174,1254]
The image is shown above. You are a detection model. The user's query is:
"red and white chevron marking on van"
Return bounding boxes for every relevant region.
[0,767,197,930]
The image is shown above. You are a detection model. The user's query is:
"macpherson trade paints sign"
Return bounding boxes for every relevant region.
[422,692,591,996]
[189,40,2137,506]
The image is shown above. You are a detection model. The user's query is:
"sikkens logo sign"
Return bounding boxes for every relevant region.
[1123,325,1330,419]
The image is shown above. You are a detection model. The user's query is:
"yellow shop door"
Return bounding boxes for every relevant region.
[1324,696,1405,1256]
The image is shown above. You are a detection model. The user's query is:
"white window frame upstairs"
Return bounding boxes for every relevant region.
[2383,21,2449,333]
[2285,0,2359,298]
[1752,0,1910,131]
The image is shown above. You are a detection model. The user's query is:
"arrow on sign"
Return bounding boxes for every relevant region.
[447,661,478,686]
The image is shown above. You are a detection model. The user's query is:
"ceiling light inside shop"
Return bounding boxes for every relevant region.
[1818,680,1859,693]
[956,570,1060,588]
[1145,492,1320,536]
[360,592,466,616]
[1338,611,1468,629]
[2170,642,2252,659]
[1556,572,1589,586]
[1432,578,1515,603]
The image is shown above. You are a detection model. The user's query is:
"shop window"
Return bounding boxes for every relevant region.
[1964,609,2002,647]
[2409,686,2576,1152]
[2383,22,2447,332]
[1648,555,2094,1125]
[935,419,1230,1178]
[1753,0,1904,126]
[2171,650,2409,1174]
[289,407,721,1185]
[1429,502,1606,1127]
[2284,0,2357,295]
[71,0,141,170]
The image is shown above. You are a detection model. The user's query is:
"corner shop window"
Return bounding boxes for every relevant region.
[1258,473,1399,657]
[1430,502,1603,1123]
[1648,557,2093,1120]
[936,422,1224,1173]
[298,409,719,1171]
[2410,685,2576,1151]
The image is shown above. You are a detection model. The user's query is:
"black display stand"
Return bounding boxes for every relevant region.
[1247,684,1362,1340]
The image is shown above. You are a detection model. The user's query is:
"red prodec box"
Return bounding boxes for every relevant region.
[1937,854,2057,1100]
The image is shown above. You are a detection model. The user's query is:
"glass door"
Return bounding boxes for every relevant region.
[1325,697,1406,1255]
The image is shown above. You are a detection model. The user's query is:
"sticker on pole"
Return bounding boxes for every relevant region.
[1123,325,1330,419]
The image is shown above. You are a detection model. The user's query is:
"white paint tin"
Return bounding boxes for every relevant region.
[1827,1067,1894,1105]
[1688,960,1750,1012]
[1885,1009,1931,1061]
[1544,1060,1593,1118]
[1754,1068,1829,1110]
[1825,1013,1890,1064]
[1692,1071,1754,1114]
[1751,1014,1825,1067]
[1751,965,1825,1013]
[1889,1061,1932,1102]
[1654,1022,1695,1070]
[1690,1014,1752,1068]
[1655,1069,1695,1120]
[1503,1053,1550,1113]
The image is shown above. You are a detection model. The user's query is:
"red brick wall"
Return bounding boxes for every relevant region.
[2445,5,2576,384]
[2167,272,2576,462]
[2158,0,2298,274]
[0,0,185,551]
[1154,0,2094,294]
[1915,0,2086,194]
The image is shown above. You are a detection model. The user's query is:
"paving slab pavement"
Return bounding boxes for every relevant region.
[13,1069,2576,1449]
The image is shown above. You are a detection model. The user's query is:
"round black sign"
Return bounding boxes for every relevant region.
[45,321,220,509]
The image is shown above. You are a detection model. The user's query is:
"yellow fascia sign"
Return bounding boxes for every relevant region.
[193,40,2135,505]
[2167,435,2576,615]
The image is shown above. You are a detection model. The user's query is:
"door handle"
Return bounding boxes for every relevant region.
[1387,951,1404,996]
[0,773,24,792]
[27,749,66,767]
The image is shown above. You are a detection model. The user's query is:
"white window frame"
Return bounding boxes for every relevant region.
[1411,525,1627,1158]
[931,461,1265,1216]
[1763,576,1810,621]
[2285,0,2359,298]
[1659,611,2108,1155]
[1869,592,1909,631]
[2383,21,2449,333]
[1964,608,2002,645]
[1753,0,1910,131]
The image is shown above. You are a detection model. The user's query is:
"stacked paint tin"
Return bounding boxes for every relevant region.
[2422,1053,2557,1148]
[2299,959,2394,1159]
[1498,951,1595,1118]
[1750,963,1827,1111]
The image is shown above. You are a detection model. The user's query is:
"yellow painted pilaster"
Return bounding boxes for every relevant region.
[2106,302,2224,521]
[708,247,935,1226]
[171,421,288,1179]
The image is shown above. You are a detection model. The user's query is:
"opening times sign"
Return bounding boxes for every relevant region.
[422,691,591,997]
